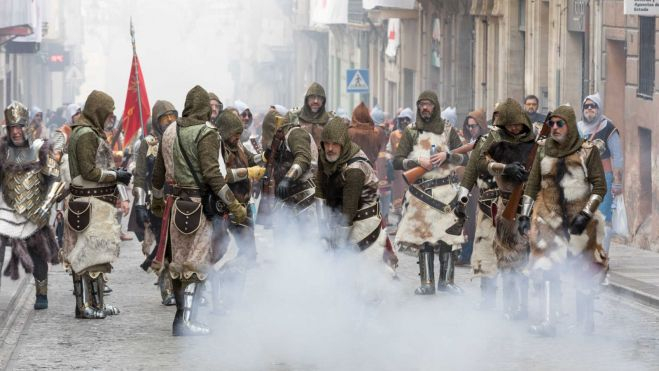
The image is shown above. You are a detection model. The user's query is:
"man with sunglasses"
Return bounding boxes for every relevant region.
[393,91,468,295]
[577,93,623,253]
[519,105,608,336]
[459,98,535,318]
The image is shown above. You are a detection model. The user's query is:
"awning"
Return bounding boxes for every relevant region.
[363,0,416,10]
[0,0,36,37]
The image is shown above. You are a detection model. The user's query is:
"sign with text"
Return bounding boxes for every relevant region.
[624,0,659,15]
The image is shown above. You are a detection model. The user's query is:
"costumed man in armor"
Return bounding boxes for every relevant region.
[150,85,246,336]
[457,110,499,309]
[131,100,177,305]
[269,110,318,220]
[471,98,536,319]
[315,117,398,269]
[393,91,468,295]
[62,90,132,319]
[292,82,333,147]
[519,105,608,336]
[210,111,266,313]
[0,102,62,309]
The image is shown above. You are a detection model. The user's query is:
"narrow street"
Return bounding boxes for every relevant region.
[2,227,659,370]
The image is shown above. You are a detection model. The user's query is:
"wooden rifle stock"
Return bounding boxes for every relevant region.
[402,142,475,185]
[500,112,552,221]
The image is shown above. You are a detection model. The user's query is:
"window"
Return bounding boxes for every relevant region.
[638,16,656,98]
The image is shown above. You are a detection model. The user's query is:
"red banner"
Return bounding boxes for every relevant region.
[121,54,150,147]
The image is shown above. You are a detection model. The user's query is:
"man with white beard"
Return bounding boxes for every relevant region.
[314,117,398,269]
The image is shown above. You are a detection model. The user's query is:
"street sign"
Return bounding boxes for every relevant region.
[346,69,369,93]
[624,0,659,15]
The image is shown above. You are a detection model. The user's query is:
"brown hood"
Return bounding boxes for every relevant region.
[414,90,444,134]
[545,105,583,157]
[74,90,115,139]
[179,85,211,127]
[299,82,330,125]
[350,102,374,128]
[320,116,360,176]
[462,108,488,142]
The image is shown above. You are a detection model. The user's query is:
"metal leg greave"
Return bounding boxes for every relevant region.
[478,276,497,310]
[76,274,106,319]
[159,268,176,306]
[529,280,556,337]
[576,290,595,335]
[437,250,463,295]
[504,272,528,320]
[91,275,120,316]
[34,279,48,310]
[172,282,210,336]
[414,245,435,295]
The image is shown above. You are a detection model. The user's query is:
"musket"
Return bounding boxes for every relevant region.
[402,142,475,185]
[500,112,552,222]
[256,115,286,225]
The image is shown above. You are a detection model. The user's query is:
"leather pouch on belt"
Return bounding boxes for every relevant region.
[66,200,92,232]
[173,199,203,235]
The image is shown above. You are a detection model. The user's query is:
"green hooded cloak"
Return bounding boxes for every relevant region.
[299,82,330,125]
[319,117,360,176]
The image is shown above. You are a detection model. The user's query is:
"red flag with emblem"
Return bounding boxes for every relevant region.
[120,53,150,147]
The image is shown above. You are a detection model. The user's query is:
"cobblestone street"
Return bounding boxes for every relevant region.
[1,226,658,370]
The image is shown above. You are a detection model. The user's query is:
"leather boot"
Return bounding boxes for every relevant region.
[34,279,48,310]
[505,273,528,320]
[173,282,211,336]
[414,244,435,295]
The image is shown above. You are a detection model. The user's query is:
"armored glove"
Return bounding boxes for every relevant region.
[151,197,165,218]
[276,177,292,199]
[135,205,150,227]
[517,215,531,236]
[503,162,529,183]
[247,166,266,181]
[228,200,247,224]
[569,211,591,235]
[116,169,133,185]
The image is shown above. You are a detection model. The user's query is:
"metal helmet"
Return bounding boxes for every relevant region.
[4,101,31,145]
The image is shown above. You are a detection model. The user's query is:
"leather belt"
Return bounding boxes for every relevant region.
[70,185,116,206]
[480,189,499,200]
[357,226,381,251]
[353,203,379,222]
[172,186,203,198]
[409,184,458,213]
[288,179,315,196]
[478,200,495,219]
[415,174,459,190]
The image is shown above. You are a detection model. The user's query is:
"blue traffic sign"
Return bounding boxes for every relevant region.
[346,69,369,93]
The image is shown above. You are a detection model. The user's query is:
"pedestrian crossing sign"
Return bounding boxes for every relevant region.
[347,69,369,93]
